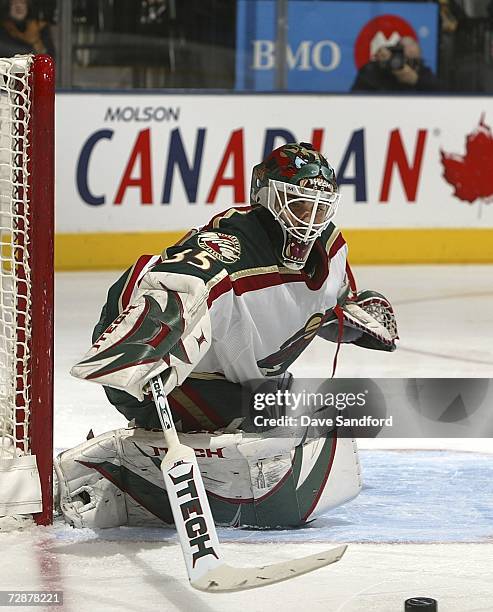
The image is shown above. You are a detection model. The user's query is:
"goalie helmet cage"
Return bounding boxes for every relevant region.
[0,55,54,527]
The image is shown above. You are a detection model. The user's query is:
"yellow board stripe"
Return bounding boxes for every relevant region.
[342,229,493,265]
[55,229,493,270]
[55,231,186,270]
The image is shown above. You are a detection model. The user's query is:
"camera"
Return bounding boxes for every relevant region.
[382,44,406,71]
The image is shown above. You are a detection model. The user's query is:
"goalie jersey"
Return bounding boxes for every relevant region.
[72,205,350,400]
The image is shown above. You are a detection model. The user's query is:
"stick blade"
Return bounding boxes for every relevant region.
[191,544,347,593]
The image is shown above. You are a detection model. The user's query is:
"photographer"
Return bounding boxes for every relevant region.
[351,36,441,92]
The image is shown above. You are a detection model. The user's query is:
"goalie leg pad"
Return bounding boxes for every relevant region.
[55,426,362,529]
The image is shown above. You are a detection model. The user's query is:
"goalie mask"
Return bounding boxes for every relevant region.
[250,142,340,270]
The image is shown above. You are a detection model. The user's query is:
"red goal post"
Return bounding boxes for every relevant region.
[0,54,54,527]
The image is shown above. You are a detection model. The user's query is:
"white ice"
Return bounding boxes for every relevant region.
[1,265,492,611]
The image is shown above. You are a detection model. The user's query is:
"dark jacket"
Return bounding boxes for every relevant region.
[351,60,441,92]
[0,18,55,58]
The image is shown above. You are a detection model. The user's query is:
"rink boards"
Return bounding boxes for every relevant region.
[53,93,493,269]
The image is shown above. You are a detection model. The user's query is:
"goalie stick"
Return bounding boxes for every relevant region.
[149,375,347,593]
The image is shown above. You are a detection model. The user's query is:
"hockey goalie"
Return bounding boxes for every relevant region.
[59,142,398,530]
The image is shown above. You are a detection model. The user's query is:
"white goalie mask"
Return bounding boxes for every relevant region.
[267,179,340,269]
[250,143,341,270]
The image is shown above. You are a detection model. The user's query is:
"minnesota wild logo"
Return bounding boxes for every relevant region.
[197,232,241,263]
[257,312,328,376]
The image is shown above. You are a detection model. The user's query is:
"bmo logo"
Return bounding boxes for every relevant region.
[252,40,341,72]
[354,15,418,69]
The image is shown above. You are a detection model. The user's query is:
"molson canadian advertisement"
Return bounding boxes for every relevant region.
[56,94,493,268]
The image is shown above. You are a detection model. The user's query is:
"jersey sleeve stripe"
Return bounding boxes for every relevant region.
[327,232,346,260]
[345,261,357,292]
[207,275,232,307]
[178,384,226,429]
[168,387,220,431]
[168,393,205,431]
[206,268,309,307]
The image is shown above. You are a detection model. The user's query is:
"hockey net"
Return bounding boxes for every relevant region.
[0,55,54,528]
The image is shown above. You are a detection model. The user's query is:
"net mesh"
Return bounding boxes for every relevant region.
[0,56,33,462]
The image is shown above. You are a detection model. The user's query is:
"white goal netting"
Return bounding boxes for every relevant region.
[0,55,33,461]
[0,55,42,521]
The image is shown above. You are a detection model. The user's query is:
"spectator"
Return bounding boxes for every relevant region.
[0,0,55,58]
[439,0,459,33]
[438,0,465,91]
[351,36,441,92]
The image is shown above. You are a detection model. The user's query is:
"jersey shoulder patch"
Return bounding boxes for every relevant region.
[198,207,278,272]
[196,231,242,263]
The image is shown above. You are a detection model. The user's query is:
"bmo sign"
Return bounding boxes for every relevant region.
[252,40,341,72]
[354,14,421,69]
[236,1,438,92]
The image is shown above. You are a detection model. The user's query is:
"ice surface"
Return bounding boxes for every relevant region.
[2,528,493,611]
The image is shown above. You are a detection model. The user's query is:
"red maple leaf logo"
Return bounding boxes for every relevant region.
[441,115,493,203]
